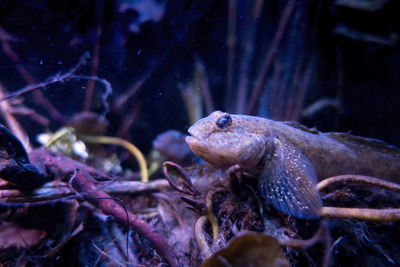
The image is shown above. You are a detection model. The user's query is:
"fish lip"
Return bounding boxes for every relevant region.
[187,126,196,137]
[186,126,204,148]
[187,127,199,141]
[186,126,208,150]
[185,135,201,147]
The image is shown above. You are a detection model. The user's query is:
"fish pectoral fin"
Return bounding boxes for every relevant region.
[258,140,322,219]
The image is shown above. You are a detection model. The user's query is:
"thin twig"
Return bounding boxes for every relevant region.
[84,26,102,111]
[69,75,112,118]
[114,72,151,110]
[246,0,297,115]
[0,27,67,122]
[116,104,140,139]
[196,60,214,115]
[287,56,314,121]
[102,180,170,194]
[2,104,50,126]
[269,59,283,119]
[0,52,90,102]
[179,83,203,125]
[92,241,127,267]
[46,223,84,258]
[236,0,264,114]
[0,180,170,202]
[0,82,31,151]
[301,97,339,118]
[317,174,400,192]
[71,172,179,267]
[322,220,332,267]
[225,0,237,112]
[328,236,343,262]
[0,194,80,207]
[278,221,326,248]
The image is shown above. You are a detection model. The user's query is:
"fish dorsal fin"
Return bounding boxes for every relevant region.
[283,121,320,134]
[258,138,322,219]
[325,132,400,157]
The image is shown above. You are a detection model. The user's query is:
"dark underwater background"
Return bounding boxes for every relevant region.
[0,0,399,151]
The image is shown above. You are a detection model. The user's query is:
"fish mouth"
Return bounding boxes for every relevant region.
[186,127,207,152]
[185,135,202,148]
[185,135,211,160]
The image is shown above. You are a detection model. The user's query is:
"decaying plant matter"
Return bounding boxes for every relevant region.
[0,124,179,266]
[164,160,400,266]
[1,115,400,266]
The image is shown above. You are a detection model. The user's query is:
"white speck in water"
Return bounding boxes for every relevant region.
[36,133,50,145]
[72,140,89,159]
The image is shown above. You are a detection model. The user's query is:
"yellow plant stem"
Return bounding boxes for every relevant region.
[205,188,227,243]
[317,174,400,221]
[45,127,73,147]
[279,221,326,248]
[206,208,219,243]
[81,135,148,182]
[321,207,400,221]
[194,216,213,259]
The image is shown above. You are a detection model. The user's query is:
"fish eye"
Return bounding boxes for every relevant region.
[216,115,232,129]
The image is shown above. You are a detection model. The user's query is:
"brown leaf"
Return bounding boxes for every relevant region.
[0,222,45,248]
[163,161,196,196]
[201,232,289,267]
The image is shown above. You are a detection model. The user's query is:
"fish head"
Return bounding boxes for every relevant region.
[186,111,266,168]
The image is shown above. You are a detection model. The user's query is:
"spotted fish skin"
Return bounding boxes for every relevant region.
[186,111,400,218]
[259,138,322,218]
